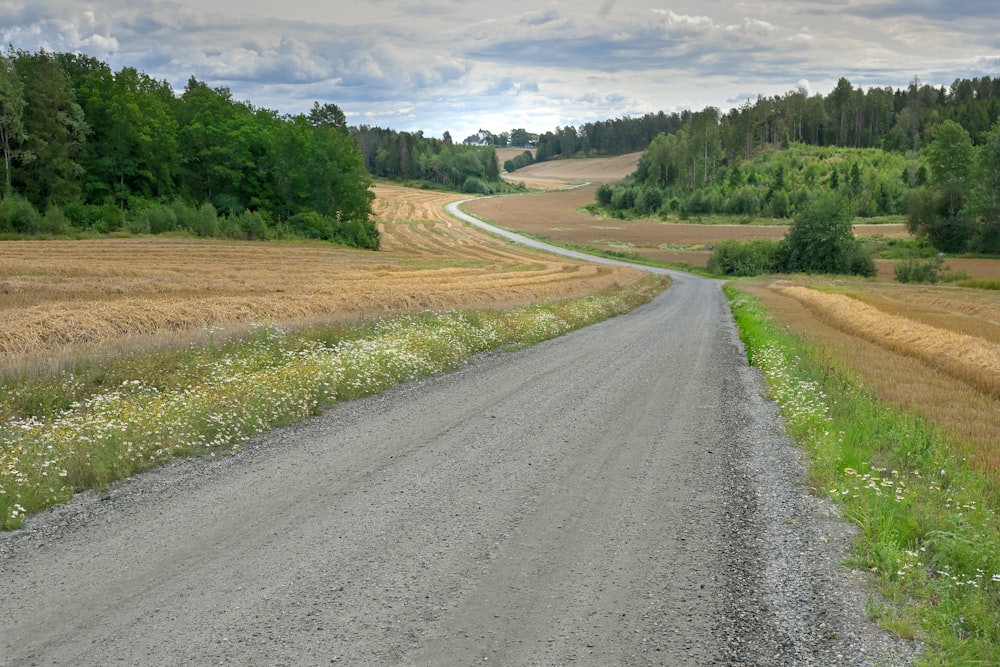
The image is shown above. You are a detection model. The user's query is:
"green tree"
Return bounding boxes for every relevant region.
[76,65,179,206]
[308,102,347,133]
[926,120,973,219]
[783,191,874,275]
[0,54,29,194]
[908,120,975,252]
[176,78,251,206]
[971,119,1000,253]
[11,49,89,209]
[509,128,535,147]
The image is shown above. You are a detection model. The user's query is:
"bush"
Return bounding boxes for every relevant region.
[337,219,380,250]
[0,195,41,234]
[635,186,664,216]
[39,207,69,235]
[769,190,790,218]
[784,191,874,276]
[231,209,271,240]
[596,183,613,207]
[681,189,712,216]
[707,239,785,276]
[287,211,334,240]
[895,256,944,284]
[190,202,219,238]
[610,186,637,212]
[461,177,493,195]
[725,186,761,216]
[128,204,178,235]
[503,150,535,173]
[93,204,124,233]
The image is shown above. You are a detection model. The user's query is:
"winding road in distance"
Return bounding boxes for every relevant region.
[0,202,917,665]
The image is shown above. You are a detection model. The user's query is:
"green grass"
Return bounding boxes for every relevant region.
[724,284,1000,665]
[955,278,1000,290]
[0,277,667,529]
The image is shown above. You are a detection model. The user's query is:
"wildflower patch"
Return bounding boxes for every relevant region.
[1,280,665,529]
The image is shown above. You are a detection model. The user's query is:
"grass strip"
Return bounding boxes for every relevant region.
[724,284,1000,666]
[1,277,667,530]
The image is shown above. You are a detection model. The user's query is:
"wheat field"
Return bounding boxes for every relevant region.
[0,183,645,371]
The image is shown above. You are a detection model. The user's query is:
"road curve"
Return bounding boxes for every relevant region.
[0,205,917,665]
[445,197,676,275]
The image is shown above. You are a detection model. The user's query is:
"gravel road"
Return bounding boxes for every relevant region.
[1,223,921,665]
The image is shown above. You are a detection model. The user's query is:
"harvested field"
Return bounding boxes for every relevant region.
[502,152,641,189]
[774,284,999,397]
[0,183,645,370]
[744,278,1000,476]
[479,166,916,271]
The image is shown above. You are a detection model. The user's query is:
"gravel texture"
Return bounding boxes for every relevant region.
[0,263,923,666]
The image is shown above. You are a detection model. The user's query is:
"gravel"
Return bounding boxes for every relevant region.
[1,266,923,666]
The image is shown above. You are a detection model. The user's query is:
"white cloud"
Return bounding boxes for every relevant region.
[2,0,998,139]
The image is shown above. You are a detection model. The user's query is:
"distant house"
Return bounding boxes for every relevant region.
[462,130,493,146]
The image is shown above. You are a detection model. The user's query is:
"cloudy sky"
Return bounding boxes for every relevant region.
[3,1,999,140]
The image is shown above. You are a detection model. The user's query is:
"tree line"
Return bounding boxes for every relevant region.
[589,76,1000,257]
[0,49,378,248]
[506,76,1000,162]
[351,126,507,194]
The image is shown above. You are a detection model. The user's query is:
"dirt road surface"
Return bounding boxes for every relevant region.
[1,266,918,665]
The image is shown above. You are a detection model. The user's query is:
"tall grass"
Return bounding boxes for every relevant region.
[725,284,1000,665]
[0,278,666,530]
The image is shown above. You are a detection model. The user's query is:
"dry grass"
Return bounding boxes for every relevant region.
[745,278,1000,476]
[0,183,645,373]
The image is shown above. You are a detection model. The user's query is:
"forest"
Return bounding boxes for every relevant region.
[583,77,1000,257]
[0,49,380,248]
[351,126,506,195]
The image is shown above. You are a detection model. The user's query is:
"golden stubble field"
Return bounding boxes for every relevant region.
[0,182,645,372]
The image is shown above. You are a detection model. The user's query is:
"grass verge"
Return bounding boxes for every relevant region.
[724,284,1000,665]
[1,277,667,530]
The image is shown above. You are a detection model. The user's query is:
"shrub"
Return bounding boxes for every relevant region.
[461,177,492,195]
[191,202,220,238]
[596,183,613,207]
[232,209,271,240]
[707,239,785,276]
[63,202,96,229]
[287,210,334,240]
[0,195,41,234]
[784,191,874,276]
[503,150,535,173]
[895,256,944,284]
[725,186,761,216]
[93,204,124,233]
[769,190,790,218]
[681,189,712,216]
[128,203,178,235]
[39,207,69,235]
[336,218,380,250]
[610,186,637,212]
[635,186,664,216]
